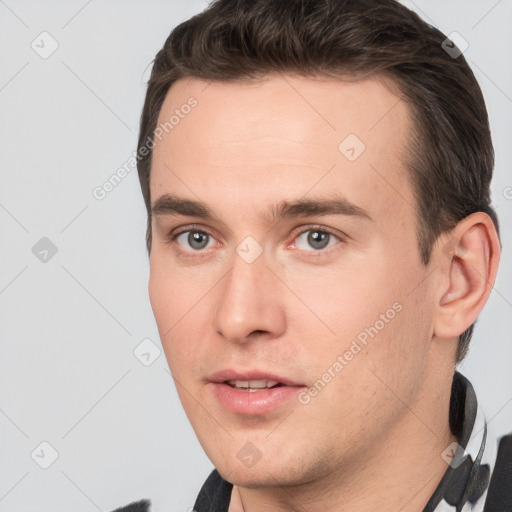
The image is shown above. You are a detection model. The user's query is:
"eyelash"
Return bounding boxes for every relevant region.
[167,224,344,257]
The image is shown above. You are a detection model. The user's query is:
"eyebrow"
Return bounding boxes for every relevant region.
[151,193,372,223]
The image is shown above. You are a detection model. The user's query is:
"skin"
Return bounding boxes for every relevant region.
[148,74,500,511]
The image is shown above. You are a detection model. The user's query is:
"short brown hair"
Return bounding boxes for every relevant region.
[136,0,499,362]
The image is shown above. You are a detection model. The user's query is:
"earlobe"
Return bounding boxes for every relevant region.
[433,213,500,339]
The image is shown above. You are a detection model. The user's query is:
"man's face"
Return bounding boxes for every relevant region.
[149,75,438,486]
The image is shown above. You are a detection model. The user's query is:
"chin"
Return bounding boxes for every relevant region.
[215,455,316,489]
[221,467,291,489]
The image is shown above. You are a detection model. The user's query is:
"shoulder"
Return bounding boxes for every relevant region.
[108,499,151,512]
[484,432,512,509]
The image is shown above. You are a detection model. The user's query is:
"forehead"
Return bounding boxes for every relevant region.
[150,74,414,225]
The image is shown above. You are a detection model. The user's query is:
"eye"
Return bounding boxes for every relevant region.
[294,228,341,252]
[174,230,216,251]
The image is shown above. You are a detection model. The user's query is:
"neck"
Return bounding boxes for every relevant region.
[230,365,457,512]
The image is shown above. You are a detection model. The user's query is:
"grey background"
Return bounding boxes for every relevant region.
[0,1,510,511]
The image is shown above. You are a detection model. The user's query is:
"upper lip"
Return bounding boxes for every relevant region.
[208,369,304,387]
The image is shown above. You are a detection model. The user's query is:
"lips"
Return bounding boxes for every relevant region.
[208,369,302,387]
[207,369,306,415]
[226,379,281,391]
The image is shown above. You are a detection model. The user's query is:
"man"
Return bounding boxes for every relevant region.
[113,0,511,510]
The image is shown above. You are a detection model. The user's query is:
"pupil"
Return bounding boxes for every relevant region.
[308,231,329,249]
[189,231,208,249]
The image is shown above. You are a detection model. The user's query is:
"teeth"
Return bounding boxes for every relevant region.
[227,379,280,390]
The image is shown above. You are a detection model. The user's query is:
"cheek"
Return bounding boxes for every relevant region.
[148,264,187,368]
[148,261,213,375]
[148,257,204,330]
[282,259,403,351]
[148,265,174,334]
[286,253,432,377]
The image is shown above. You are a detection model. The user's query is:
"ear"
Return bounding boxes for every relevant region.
[433,212,500,339]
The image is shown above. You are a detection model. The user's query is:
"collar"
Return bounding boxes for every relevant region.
[425,371,496,512]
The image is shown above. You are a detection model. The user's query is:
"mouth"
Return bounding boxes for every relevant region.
[207,370,306,415]
[224,379,283,392]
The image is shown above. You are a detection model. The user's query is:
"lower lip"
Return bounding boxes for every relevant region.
[209,382,305,415]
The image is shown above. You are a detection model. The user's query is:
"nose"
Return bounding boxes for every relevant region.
[212,248,286,344]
